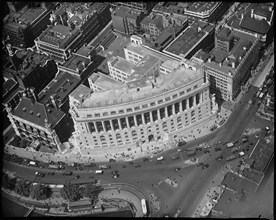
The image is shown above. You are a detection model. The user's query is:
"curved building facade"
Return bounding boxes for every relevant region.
[69,36,217,150]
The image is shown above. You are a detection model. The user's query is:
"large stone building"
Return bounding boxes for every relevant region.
[34,2,111,63]
[202,27,259,101]
[3,2,57,48]
[69,35,218,150]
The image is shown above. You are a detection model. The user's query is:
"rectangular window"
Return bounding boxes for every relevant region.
[180,91,185,96]
[94,113,100,117]
[172,94,177,99]
[158,99,163,104]
[187,88,191,93]
[134,106,140,110]
[118,109,124,114]
[127,108,132,112]
[142,104,148,109]
[165,97,170,101]
[111,111,116,115]
[150,102,155,106]
[193,85,198,89]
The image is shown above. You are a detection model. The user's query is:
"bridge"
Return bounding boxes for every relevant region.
[24,205,35,217]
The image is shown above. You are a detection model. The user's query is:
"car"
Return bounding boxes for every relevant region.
[73,175,80,179]
[128,161,134,165]
[111,170,119,174]
[35,172,45,177]
[204,149,210,154]
[215,147,222,152]
[174,167,181,171]
[75,166,83,170]
[109,159,116,163]
[204,145,211,149]
[195,147,202,152]
[47,172,55,175]
[112,174,119,179]
[177,148,182,152]
[143,158,149,162]
[134,164,141,168]
[157,156,164,161]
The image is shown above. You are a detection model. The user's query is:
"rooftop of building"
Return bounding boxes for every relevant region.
[60,53,90,73]
[81,59,202,108]
[109,56,136,75]
[75,44,95,58]
[89,72,126,90]
[12,48,53,77]
[248,138,274,173]
[69,84,93,104]
[227,3,273,35]
[113,6,131,17]
[221,172,258,194]
[205,27,257,74]
[186,2,220,14]
[37,71,80,108]
[13,96,65,128]
[140,14,164,30]
[152,2,187,15]
[163,20,214,57]
[2,78,18,99]
[3,3,54,27]
[126,54,160,82]
[241,167,264,184]
[38,24,80,48]
[155,24,183,46]
[193,49,211,62]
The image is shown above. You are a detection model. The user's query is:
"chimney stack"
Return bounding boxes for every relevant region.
[50,95,58,109]
[232,62,235,69]
[30,87,37,102]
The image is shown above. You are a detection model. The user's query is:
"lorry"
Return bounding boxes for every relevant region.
[28,161,38,166]
[95,170,103,175]
[226,154,237,161]
[226,142,234,148]
[48,164,59,169]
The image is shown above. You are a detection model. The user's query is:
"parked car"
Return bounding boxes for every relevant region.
[134,164,141,168]
[202,164,209,169]
[215,147,222,152]
[112,174,119,179]
[73,175,80,179]
[197,162,204,167]
[174,167,181,171]
[204,149,210,154]
[35,172,45,177]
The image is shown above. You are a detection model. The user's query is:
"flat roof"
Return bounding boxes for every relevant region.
[38,71,80,108]
[249,139,274,172]
[61,54,90,72]
[164,21,214,57]
[186,2,219,13]
[241,168,264,184]
[112,56,136,75]
[18,7,46,25]
[38,24,80,48]
[90,72,126,90]
[69,84,93,104]
[222,172,258,194]
[127,54,160,82]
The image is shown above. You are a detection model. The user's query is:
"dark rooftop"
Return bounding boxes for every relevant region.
[2,78,18,98]
[60,54,90,73]
[13,96,65,128]
[240,17,271,35]
[38,71,80,108]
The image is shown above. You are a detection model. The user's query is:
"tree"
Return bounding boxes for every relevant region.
[60,183,81,202]
[2,174,17,190]
[14,180,31,197]
[82,183,103,204]
[30,184,52,200]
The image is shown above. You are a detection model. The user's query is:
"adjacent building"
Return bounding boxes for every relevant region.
[163,20,215,60]
[226,3,274,46]
[140,14,165,40]
[202,27,259,101]
[111,6,145,35]
[69,35,218,150]
[5,71,81,152]
[184,2,231,22]
[4,46,58,96]
[114,2,157,14]
[34,2,111,63]
[3,2,57,48]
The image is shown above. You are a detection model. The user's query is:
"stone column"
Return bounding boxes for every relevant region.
[126,117,130,128]
[158,109,161,120]
[194,95,196,106]
[134,115,138,126]
[118,119,122,130]
[150,111,153,122]
[110,120,114,131]
[179,101,183,112]
[172,103,175,115]
[141,114,145,124]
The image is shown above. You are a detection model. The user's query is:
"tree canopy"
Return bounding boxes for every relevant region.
[60,183,81,202]
[30,184,52,200]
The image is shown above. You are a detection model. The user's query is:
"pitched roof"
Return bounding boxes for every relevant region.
[13,97,65,128]
[240,17,270,34]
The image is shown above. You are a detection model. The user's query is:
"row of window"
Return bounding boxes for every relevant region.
[88,90,203,118]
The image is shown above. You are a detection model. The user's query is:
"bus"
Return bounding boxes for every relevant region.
[49,164,59,169]
[141,199,147,216]
[28,161,37,166]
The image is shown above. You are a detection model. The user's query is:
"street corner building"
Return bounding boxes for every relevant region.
[68,35,219,151]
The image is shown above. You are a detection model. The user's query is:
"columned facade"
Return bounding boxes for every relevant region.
[71,86,213,149]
